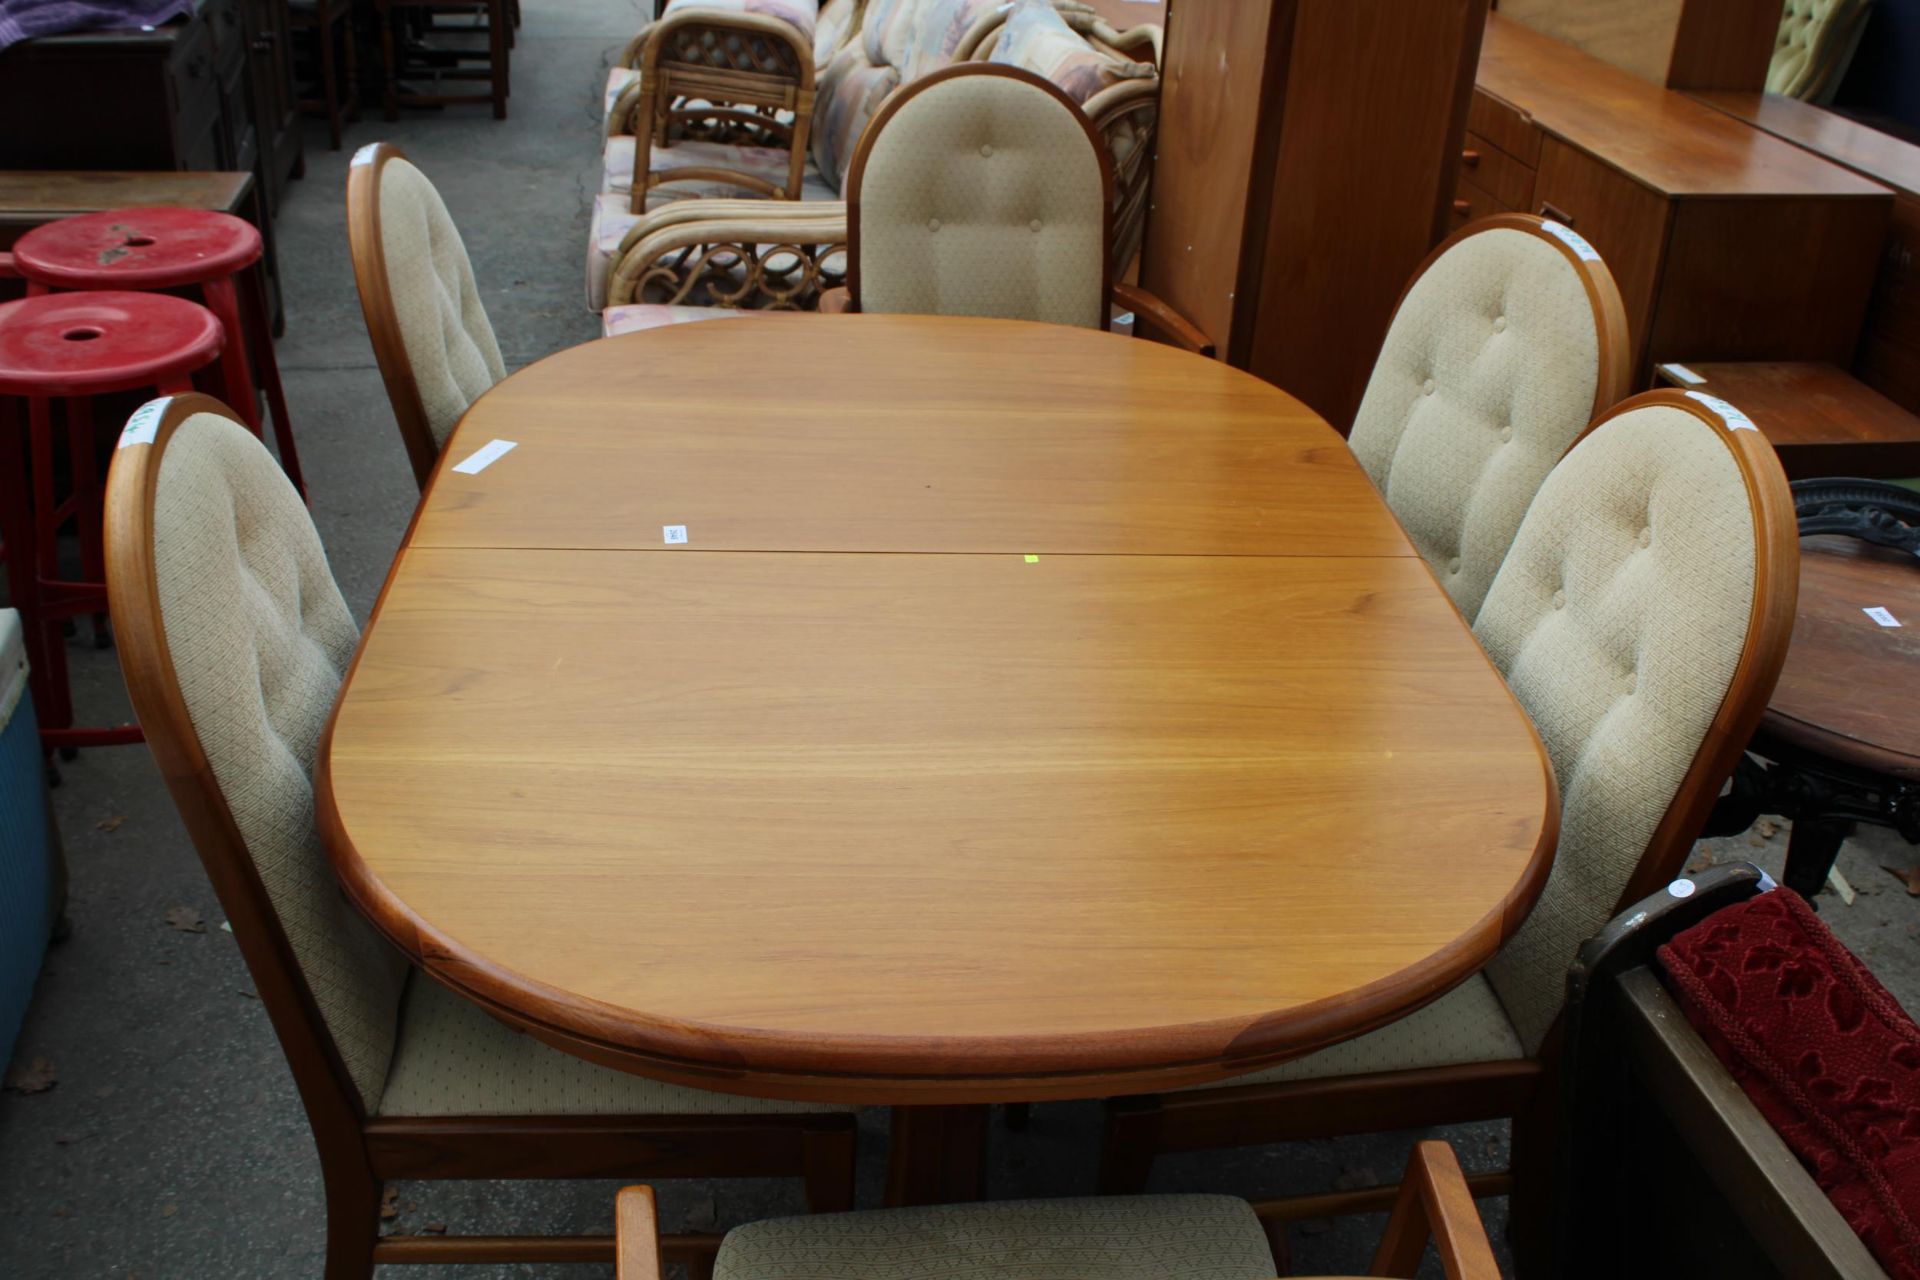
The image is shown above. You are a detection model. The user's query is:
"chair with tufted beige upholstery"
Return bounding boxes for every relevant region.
[1770,0,1871,103]
[1098,388,1800,1268]
[347,142,509,490]
[822,62,1210,353]
[615,1141,1501,1280]
[1348,213,1632,620]
[102,394,856,1279]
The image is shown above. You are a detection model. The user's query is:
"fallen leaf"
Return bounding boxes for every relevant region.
[1882,864,1920,896]
[686,1193,719,1231]
[380,1187,400,1221]
[51,1207,71,1218]
[94,815,125,833]
[423,1222,447,1236]
[1758,818,1778,839]
[237,989,258,1000]
[160,1203,178,1218]
[1331,1165,1377,1191]
[1483,1133,1502,1160]
[164,906,205,934]
[5,1056,57,1094]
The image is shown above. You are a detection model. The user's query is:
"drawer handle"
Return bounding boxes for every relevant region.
[1539,201,1574,225]
[1461,148,1481,168]
[1452,199,1471,217]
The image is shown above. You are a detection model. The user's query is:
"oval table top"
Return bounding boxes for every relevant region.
[319,316,1558,1105]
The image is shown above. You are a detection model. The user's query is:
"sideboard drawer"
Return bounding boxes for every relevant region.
[1460,131,1534,211]
[1533,138,1669,359]
[1467,88,1540,169]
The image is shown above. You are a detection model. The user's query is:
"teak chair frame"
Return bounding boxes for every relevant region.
[104,394,856,1278]
[824,63,1211,356]
[346,142,461,491]
[1098,389,1801,1265]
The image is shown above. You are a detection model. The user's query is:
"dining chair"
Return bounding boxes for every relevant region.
[1098,388,1801,1268]
[1347,213,1631,620]
[347,142,507,490]
[822,62,1211,355]
[102,394,857,1279]
[615,1140,1499,1280]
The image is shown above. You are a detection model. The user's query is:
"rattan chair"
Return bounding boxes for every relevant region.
[103,394,856,1278]
[1348,213,1631,618]
[1098,389,1801,1270]
[616,1141,1499,1280]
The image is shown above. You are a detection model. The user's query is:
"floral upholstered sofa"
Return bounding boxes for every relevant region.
[587,0,1164,331]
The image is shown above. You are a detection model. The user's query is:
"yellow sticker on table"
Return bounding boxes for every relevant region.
[1024,554,1039,563]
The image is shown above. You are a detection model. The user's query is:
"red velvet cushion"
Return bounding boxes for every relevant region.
[1660,889,1920,1280]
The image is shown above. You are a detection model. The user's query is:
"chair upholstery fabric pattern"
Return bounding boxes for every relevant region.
[1180,974,1522,1091]
[152,413,408,1112]
[1770,0,1869,100]
[713,1195,1277,1280]
[1474,405,1758,1051]
[1660,889,1920,1280]
[378,973,857,1116]
[991,0,1152,105]
[660,0,820,46]
[855,72,1105,327]
[1349,226,1603,620]
[376,159,506,452]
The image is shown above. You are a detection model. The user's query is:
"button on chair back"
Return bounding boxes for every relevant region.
[1348,214,1630,620]
[845,62,1111,330]
[347,142,507,489]
[1471,389,1800,1052]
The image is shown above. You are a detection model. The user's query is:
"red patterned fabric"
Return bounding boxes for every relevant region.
[1660,889,1920,1280]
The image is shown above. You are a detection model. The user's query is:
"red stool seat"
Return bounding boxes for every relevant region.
[10,207,262,290]
[0,292,225,396]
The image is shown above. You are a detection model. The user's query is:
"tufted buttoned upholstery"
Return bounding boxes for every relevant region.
[1474,405,1758,1050]
[714,1195,1276,1280]
[1770,0,1870,100]
[152,412,408,1112]
[375,157,506,452]
[1349,222,1615,620]
[851,67,1106,327]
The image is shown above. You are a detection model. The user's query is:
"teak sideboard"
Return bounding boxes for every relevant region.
[1457,14,1892,384]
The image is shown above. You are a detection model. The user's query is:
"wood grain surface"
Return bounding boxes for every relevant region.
[320,315,1558,1103]
[1653,361,1920,480]
[412,316,1409,556]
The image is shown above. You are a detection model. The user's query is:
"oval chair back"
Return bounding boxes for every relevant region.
[846,63,1112,329]
[104,393,405,1142]
[1472,389,1799,1051]
[347,142,507,489]
[1349,214,1631,620]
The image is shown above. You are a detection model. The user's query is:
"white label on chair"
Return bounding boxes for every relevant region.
[351,144,378,168]
[1683,391,1758,432]
[118,397,172,449]
[1659,362,1706,386]
[1667,878,1696,899]
[1540,220,1601,262]
[451,439,517,474]
[1865,606,1902,627]
[662,525,689,544]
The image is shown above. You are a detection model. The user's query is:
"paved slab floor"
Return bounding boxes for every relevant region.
[3,3,1918,1276]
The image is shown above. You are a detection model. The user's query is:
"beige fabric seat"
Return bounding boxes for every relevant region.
[1348,215,1628,620]
[1175,974,1520,1091]
[713,1196,1277,1280]
[381,973,850,1116]
[1771,0,1871,102]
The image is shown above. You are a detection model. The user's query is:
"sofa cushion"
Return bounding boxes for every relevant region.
[601,304,775,337]
[812,41,903,190]
[603,136,798,197]
[1661,889,1920,1280]
[661,0,821,48]
[991,0,1152,105]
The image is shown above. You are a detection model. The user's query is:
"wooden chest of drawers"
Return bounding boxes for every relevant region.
[1455,15,1892,385]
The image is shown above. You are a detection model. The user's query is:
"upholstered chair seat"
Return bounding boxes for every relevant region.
[1770,0,1870,101]
[1348,215,1629,619]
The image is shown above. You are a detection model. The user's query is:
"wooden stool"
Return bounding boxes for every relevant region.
[290,0,361,151]
[379,0,511,121]
[0,291,225,752]
[10,207,306,498]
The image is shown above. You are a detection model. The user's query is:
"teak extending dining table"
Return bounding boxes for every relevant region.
[318,315,1559,1202]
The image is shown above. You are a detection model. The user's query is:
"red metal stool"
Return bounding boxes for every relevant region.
[0,291,226,751]
[10,208,306,498]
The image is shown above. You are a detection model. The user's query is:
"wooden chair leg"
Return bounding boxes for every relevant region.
[318,7,343,150]
[489,0,508,120]
[380,3,400,122]
[1096,1099,1161,1194]
[322,1168,381,1280]
[800,1124,857,1213]
[1368,1142,1499,1280]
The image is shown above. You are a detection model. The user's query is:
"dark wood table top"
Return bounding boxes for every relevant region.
[1653,361,1920,481]
[1762,534,1920,781]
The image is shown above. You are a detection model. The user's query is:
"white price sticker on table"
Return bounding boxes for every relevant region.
[1865,606,1902,627]
[1659,362,1705,386]
[451,439,517,474]
[662,525,689,545]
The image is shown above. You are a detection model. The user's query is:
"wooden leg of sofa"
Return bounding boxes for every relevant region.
[1097,1098,1162,1194]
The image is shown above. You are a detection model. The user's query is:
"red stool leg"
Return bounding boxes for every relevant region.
[27,396,59,582]
[62,396,111,648]
[239,264,307,499]
[202,275,262,433]
[0,399,63,743]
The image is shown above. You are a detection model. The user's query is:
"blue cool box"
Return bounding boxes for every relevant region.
[0,608,58,1071]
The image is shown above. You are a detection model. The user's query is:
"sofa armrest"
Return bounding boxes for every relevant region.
[1112,282,1214,358]
[607,202,850,310]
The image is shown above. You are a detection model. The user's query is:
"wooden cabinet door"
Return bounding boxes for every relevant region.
[1533,137,1671,373]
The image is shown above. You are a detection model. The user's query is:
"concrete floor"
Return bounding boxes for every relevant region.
[4,2,1920,1276]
